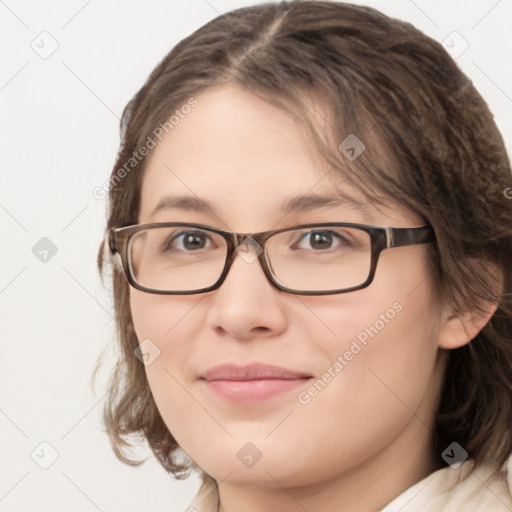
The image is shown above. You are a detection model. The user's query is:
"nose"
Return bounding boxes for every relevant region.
[205,243,288,340]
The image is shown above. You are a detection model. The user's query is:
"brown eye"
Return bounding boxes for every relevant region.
[293,230,351,251]
[164,230,214,252]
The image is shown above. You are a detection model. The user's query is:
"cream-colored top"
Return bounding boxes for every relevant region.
[183,455,512,511]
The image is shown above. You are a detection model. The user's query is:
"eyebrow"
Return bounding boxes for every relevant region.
[150,193,373,219]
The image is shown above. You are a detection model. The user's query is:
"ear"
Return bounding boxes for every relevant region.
[438,307,497,349]
[438,261,503,350]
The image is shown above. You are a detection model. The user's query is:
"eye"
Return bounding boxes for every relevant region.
[164,230,215,252]
[294,229,351,251]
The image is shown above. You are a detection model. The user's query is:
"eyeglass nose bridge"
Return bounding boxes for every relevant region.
[219,231,278,290]
[235,234,264,259]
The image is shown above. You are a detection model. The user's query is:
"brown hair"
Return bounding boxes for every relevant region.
[97,0,512,478]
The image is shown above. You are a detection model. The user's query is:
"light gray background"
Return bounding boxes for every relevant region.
[1,0,511,510]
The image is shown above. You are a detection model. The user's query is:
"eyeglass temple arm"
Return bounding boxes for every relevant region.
[386,225,436,249]
[107,229,120,254]
[107,229,125,263]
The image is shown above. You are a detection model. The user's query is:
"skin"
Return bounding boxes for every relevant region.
[129,83,494,512]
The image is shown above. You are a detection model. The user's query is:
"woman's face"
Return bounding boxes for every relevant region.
[130,83,448,488]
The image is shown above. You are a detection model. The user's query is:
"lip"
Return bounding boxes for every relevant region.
[200,363,312,403]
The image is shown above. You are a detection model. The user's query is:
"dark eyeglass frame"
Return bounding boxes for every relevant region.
[108,222,436,296]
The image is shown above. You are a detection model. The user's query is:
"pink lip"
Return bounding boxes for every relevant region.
[201,363,312,403]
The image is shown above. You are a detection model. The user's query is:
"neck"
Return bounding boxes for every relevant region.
[217,423,437,512]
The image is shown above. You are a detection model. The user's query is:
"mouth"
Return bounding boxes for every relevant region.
[200,363,313,403]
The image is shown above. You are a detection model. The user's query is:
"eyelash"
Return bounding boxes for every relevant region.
[162,229,353,253]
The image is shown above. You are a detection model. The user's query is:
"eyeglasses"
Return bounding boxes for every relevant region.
[108,222,436,295]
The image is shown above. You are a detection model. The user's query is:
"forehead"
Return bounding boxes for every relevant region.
[138,83,418,228]
[142,84,335,183]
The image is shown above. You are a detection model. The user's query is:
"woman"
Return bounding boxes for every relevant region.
[97,1,512,510]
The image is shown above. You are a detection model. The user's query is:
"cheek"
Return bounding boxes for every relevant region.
[287,253,443,469]
[323,248,442,403]
[129,289,213,445]
[130,289,193,394]
[130,289,208,357]
[130,289,190,339]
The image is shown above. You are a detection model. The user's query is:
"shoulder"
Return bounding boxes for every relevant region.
[382,454,512,511]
